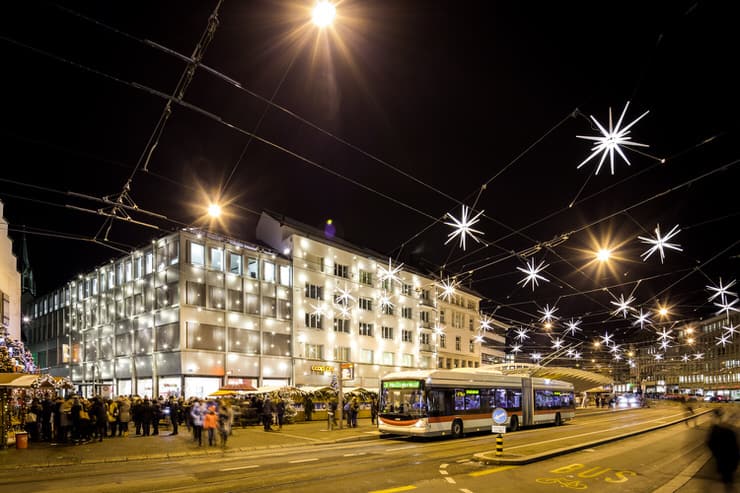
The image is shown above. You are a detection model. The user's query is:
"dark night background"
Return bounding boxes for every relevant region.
[1,1,738,354]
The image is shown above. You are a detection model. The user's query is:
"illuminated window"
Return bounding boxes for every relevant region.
[190,242,205,266]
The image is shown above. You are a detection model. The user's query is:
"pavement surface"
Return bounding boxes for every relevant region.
[1,404,736,493]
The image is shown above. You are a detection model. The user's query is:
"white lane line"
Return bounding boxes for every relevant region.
[445,477,456,484]
[440,463,449,469]
[386,445,416,452]
[289,458,320,464]
[219,464,260,471]
[459,489,474,493]
[439,470,449,475]
[343,452,367,457]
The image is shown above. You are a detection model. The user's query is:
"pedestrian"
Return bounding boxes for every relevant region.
[167,396,179,435]
[707,409,740,491]
[117,396,131,437]
[683,397,696,427]
[190,399,204,446]
[344,400,351,427]
[91,397,107,442]
[370,395,378,425]
[141,397,153,436]
[151,397,162,435]
[276,398,286,430]
[304,395,313,421]
[218,401,232,447]
[350,397,359,428]
[204,407,218,446]
[262,397,274,431]
[107,398,119,437]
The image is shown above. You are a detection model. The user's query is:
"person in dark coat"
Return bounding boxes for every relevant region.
[141,397,153,436]
[262,397,274,431]
[90,397,107,442]
[304,396,313,421]
[707,410,740,491]
[167,396,179,435]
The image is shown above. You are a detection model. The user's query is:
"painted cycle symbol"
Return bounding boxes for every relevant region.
[536,477,588,490]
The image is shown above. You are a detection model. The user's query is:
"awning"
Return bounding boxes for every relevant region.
[0,373,40,388]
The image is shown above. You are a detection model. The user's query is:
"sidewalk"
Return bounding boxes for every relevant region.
[0,417,381,470]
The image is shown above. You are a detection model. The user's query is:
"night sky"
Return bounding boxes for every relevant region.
[2,1,738,357]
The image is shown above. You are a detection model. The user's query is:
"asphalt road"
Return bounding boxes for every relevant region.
[1,406,735,492]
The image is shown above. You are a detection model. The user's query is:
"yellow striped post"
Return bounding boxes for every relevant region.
[496,433,504,456]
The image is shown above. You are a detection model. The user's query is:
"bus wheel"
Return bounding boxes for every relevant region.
[508,416,519,432]
[555,413,562,426]
[451,419,464,438]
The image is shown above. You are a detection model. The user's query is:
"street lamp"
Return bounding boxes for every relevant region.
[312,1,336,28]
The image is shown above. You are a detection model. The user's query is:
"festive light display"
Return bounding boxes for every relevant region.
[443,205,484,251]
[639,224,682,263]
[516,258,550,291]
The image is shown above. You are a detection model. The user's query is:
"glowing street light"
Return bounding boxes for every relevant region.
[312,1,336,28]
[207,203,222,218]
[596,248,611,262]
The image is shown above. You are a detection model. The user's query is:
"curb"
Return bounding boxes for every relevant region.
[473,409,711,465]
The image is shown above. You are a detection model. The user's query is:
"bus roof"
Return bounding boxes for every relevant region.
[381,368,574,390]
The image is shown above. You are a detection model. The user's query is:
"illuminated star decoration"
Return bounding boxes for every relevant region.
[632,308,652,329]
[600,331,614,346]
[716,333,731,346]
[693,352,704,360]
[707,278,737,303]
[530,352,542,362]
[444,205,485,251]
[514,327,530,342]
[681,354,690,362]
[572,351,582,360]
[610,293,636,318]
[714,298,739,318]
[638,224,683,264]
[551,337,565,350]
[538,304,559,324]
[378,257,404,286]
[379,292,395,311]
[654,353,664,361]
[335,283,355,305]
[656,328,674,342]
[310,303,326,317]
[659,339,671,350]
[479,314,494,332]
[563,318,582,336]
[516,258,550,291]
[437,277,459,302]
[510,344,522,354]
[723,324,738,337]
[576,101,650,175]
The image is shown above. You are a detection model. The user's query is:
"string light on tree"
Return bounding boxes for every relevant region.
[639,224,683,264]
[443,205,485,251]
[576,101,650,175]
[516,258,550,290]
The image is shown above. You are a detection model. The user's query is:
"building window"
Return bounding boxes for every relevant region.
[469,318,474,331]
[439,309,446,324]
[208,286,225,309]
[305,283,324,300]
[381,303,394,316]
[402,284,413,296]
[359,270,373,286]
[245,294,259,314]
[145,252,154,274]
[359,322,374,337]
[402,307,413,319]
[361,349,374,364]
[469,339,475,352]
[277,299,291,320]
[381,326,394,340]
[208,247,223,271]
[359,297,373,311]
[279,265,292,286]
[228,327,259,354]
[305,313,323,329]
[402,353,413,367]
[334,346,351,361]
[401,329,413,343]
[305,253,324,272]
[420,332,430,345]
[186,322,225,351]
[382,352,394,365]
[263,332,291,356]
[420,311,430,323]
[334,318,350,333]
[229,252,242,275]
[455,336,461,351]
[190,242,205,266]
[247,257,259,279]
[228,289,243,312]
[334,263,349,278]
[264,261,276,282]
[186,281,205,307]
[440,334,446,348]
[305,344,324,359]
[452,311,464,328]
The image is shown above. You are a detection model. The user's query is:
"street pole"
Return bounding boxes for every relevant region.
[338,365,343,429]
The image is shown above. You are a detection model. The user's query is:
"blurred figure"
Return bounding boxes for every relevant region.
[707,409,739,491]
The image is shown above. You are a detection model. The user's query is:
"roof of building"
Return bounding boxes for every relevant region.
[482,363,613,393]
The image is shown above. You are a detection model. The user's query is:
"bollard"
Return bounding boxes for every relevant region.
[496,433,503,457]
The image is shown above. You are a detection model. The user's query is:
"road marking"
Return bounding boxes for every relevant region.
[289,458,320,464]
[445,477,457,484]
[368,486,416,493]
[469,465,518,477]
[386,445,416,452]
[652,450,712,493]
[440,470,449,475]
[440,463,449,469]
[343,452,367,457]
[219,464,260,471]
[459,489,474,493]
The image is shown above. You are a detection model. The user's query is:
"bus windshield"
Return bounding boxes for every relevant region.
[380,380,427,417]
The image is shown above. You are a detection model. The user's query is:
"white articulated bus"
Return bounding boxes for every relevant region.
[378,368,575,437]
